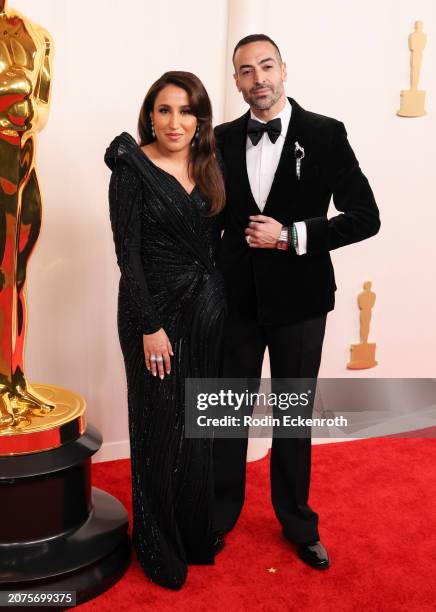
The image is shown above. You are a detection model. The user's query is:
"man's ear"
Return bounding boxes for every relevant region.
[281,61,287,82]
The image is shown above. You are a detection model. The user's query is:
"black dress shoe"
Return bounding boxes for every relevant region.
[297,541,330,569]
[212,532,225,555]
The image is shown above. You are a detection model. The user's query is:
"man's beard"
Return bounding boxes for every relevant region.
[244,84,282,110]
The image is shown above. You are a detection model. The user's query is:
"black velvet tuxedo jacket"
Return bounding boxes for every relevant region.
[215,97,381,325]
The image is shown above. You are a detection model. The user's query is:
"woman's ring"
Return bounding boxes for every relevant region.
[246,235,251,245]
[156,356,164,362]
[150,355,156,361]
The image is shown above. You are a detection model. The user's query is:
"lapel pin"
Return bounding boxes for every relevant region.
[294,141,305,180]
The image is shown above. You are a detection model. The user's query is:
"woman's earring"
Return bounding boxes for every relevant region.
[151,120,155,138]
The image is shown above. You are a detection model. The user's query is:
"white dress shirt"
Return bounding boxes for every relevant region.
[246,98,307,255]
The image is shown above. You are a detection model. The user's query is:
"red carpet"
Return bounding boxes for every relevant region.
[79,438,436,611]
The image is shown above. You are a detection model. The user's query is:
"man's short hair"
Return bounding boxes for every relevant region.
[232,34,282,66]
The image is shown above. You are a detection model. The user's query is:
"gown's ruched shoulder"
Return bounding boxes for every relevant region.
[104,131,140,170]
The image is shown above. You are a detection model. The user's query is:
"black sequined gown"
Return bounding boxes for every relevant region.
[104,132,226,589]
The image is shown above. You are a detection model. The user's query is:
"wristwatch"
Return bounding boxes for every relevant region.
[276,226,289,250]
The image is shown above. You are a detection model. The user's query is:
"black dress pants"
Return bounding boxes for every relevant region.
[213,313,327,544]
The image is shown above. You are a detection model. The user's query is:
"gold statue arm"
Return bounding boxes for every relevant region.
[32,26,53,132]
[0,12,53,135]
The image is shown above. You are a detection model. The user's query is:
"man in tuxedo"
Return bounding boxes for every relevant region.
[212,34,380,569]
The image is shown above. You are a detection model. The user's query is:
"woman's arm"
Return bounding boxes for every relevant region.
[109,162,174,378]
[108,161,162,334]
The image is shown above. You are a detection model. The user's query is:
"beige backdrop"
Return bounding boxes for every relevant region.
[11,0,436,461]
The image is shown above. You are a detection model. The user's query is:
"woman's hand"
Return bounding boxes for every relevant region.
[143,329,174,379]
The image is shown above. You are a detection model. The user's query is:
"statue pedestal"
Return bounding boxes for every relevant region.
[397,90,426,117]
[347,342,378,370]
[0,424,130,607]
[0,383,87,454]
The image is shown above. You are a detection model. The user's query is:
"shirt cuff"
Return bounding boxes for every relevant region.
[294,221,307,255]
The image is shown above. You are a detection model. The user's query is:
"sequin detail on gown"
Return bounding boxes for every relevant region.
[105,132,226,589]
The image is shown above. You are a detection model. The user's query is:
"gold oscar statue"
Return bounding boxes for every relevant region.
[0,6,129,601]
[397,21,427,117]
[0,0,85,451]
[347,281,378,370]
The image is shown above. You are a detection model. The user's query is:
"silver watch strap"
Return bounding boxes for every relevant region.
[279,226,288,242]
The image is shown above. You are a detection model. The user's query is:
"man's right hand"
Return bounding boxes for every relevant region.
[143,328,174,379]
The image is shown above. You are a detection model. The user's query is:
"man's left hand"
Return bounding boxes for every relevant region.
[245,215,282,248]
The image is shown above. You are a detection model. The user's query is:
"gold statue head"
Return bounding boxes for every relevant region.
[415,21,423,31]
[363,281,372,291]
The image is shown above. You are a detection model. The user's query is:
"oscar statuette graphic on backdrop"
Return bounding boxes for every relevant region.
[0,1,130,604]
[347,281,377,369]
[397,20,427,117]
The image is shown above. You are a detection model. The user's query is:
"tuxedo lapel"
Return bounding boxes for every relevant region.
[225,111,263,215]
[262,97,306,217]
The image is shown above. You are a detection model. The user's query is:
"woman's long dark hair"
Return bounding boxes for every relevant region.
[138,71,225,216]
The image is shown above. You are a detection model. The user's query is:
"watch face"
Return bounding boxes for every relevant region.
[276,240,288,250]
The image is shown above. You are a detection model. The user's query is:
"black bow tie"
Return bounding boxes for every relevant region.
[247,117,282,145]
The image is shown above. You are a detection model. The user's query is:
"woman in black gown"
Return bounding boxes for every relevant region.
[104,72,226,589]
